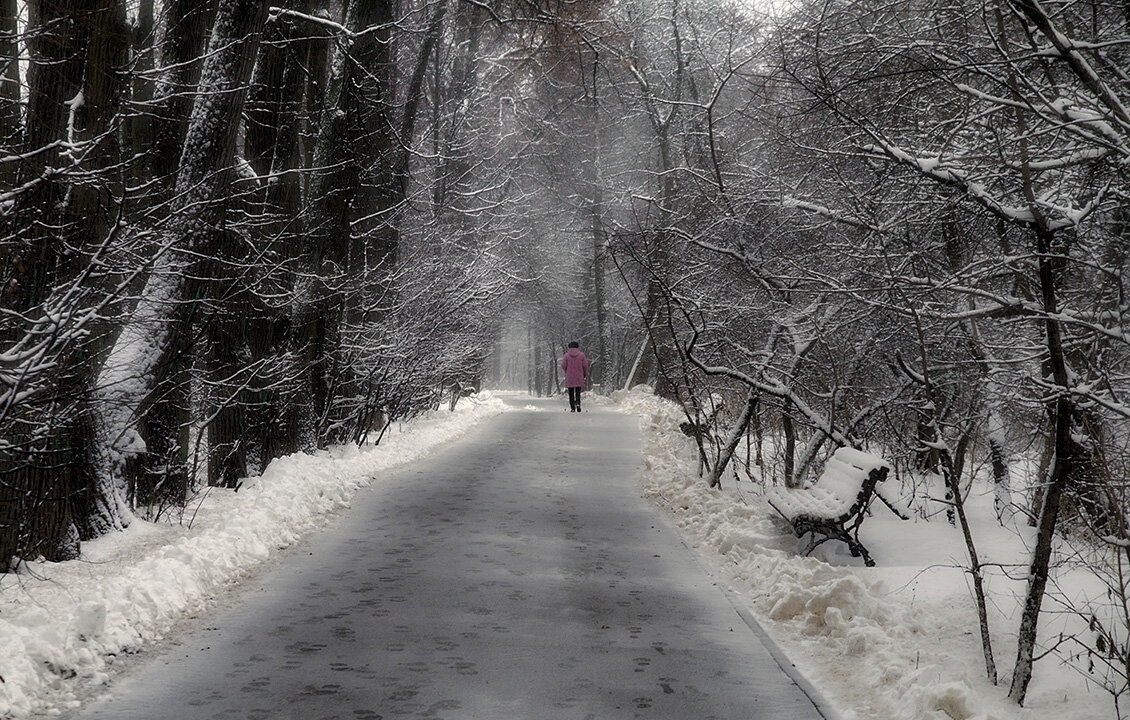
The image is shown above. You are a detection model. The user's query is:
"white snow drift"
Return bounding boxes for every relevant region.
[0,393,505,718]
[611,387,1112,720]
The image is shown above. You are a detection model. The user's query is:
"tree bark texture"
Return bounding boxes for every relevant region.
[126,0,155,188]
[0,0,129,569]
[149,0,218,183]
[242,1,316,466]
[297,0,442,445]
[96,0,269,503]
[0,0,20,185]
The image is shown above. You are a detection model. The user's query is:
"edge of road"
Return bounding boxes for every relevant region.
[719,586,847,720]
[636,467,847,720]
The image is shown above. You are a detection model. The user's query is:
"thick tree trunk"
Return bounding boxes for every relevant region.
[0,0,129,568]
[68,0,130,538]
[242,2,314,466]
[648,118,680,401]
[298,0,369,445]
[623,31,682,401]
[0,0,20,185]
[65,0,128,259]
[96,0,269,499]
[149,0,218,183]
[188,0,273,489]
[111,0,219,506]
[127,0,154,187]
[297,0,442,444]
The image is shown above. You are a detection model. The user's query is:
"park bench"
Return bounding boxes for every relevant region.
[766,447,908,567]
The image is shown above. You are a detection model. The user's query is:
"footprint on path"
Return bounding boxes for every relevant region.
[285,641,327,655]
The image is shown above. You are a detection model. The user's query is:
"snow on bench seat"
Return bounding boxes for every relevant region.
[764,485,845,522]
[766,448,888,523]
[766,447,900,566]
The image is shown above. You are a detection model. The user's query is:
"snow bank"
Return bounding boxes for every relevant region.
[611,387,1109,720]
[0,393,506,718]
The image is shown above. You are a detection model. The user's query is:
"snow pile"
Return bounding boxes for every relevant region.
[0,393,506,719]
[612,387,1107,720]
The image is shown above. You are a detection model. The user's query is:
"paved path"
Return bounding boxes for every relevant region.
[68,396,825,719]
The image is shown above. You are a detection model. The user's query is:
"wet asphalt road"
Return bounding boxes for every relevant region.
[66,396,825,720]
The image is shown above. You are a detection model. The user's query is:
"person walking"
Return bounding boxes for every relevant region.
[560,341,590,412]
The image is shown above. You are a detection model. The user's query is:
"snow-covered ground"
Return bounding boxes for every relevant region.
[0,393,506,719]
[608,388,1115,720]
[2,387,1117,720]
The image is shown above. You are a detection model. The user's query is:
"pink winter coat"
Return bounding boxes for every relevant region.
[561,347,589,388]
